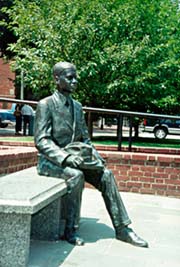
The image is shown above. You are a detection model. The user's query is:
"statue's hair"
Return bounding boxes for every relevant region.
[53,62,76,76]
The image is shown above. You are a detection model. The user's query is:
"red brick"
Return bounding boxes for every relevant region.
[119,170,128,176]
[177,185,180,190]
[108,164,116,170]
[141,166,156,172]
[148,155,156,161]
[156,190,166,196]
[174,157,180,163]
[131,166,140,171]
[167,185,177,190]
[140,188,155,195]
[128,171,143,177]
[126,182,142,188]
[143,172,153,177]
[131,160,145,165]
[122,154,132,160]
[116,165,129,170]
[166,190,180,197]
[157,156,174,163]
[154,173,168,179]
[165,168,180,175]
[131,188,140,193]
[155,178,164,183]
[169,174,180,180]
[152,184,167,190]
[139,177,155,183]
[143,183,151,188]
[132,154,148,161]
[156,167,165,173]
[130,177,139,181]
[0,59,15,103]
[165,179,180,185]
[117,176,129,181]
[118,181,127,187]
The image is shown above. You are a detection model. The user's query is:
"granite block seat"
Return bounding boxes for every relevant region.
[0,167,67,267]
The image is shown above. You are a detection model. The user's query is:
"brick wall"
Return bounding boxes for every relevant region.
[0,146,37,176]
[0,143,179,198]
[100,151,180,198]
[0,58,15,108]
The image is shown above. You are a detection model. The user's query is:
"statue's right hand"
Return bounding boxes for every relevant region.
[64,155,84,168]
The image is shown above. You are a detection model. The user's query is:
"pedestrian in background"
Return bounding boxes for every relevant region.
[21,104,34,136]
[14,103,22,135]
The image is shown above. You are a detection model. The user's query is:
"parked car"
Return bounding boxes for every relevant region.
[143,117,180,139]
[0,103,16,128]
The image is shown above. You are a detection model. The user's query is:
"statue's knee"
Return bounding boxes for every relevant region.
[71,168,85,187]
[99,168,114,191]
[102,168,113,182]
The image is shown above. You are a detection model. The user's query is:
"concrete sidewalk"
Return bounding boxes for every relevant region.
[29,188,180,267]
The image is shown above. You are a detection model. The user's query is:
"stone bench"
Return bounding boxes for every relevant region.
[0,167,67,267]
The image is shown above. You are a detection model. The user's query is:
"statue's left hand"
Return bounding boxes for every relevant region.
[64,155,84,168]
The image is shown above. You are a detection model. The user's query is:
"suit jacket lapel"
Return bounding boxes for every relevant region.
[71,99,76,142]
[52,90,75,134]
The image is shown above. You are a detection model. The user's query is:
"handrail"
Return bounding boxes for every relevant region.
[1,97,180,151]
[1,97,179,119]
[83,106,180,120]
[0,97,38,106]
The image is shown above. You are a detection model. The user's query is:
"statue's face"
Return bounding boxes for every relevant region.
[56,68,77,94]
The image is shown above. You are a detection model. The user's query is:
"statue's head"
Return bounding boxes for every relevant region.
[53,62,76,77]
[53,62,77,94]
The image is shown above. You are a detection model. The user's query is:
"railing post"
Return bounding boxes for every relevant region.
[117,114,123,151]
[128,116,133,151]
[87,112,93,139]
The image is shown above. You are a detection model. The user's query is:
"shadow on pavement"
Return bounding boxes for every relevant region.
[29,217,114,267]
[79,217,114,243]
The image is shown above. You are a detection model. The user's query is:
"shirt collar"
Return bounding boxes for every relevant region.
[55,90,72,106]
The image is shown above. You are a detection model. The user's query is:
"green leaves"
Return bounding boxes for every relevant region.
[3,0,180,114]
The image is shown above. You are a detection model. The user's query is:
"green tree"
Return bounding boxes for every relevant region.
[2,0,180,114]
[0,0,16,57]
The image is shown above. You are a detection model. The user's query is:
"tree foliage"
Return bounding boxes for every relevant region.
[0,0,16,57]
[2,0,180,114]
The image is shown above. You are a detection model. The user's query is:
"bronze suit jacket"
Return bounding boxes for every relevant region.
[34,90,92,167]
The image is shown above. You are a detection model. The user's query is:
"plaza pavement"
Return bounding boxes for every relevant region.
[29,188,180,267]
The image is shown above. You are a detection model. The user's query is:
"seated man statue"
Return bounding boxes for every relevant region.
[34,61,148,248]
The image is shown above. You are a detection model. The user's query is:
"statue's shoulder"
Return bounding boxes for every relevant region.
[38,95,53,107]
[39,95,52,103]
[38,91,59,106]
[72,99,82,109]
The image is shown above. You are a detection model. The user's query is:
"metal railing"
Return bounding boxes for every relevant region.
[1,97,180,151]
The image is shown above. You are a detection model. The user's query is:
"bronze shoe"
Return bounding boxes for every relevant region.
[63,229,84,246]
[116,227,148,248]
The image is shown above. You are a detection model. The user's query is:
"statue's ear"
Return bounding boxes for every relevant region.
[54,75,59,84]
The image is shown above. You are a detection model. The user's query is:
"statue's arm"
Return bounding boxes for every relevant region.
[34,100,70,166]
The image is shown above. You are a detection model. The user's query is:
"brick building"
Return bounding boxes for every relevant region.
[0,58,15,108]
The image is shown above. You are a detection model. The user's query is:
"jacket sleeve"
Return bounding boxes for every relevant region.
[34,99,70,166]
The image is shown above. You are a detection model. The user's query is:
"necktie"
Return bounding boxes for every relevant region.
[65,97,73,122]
[65,99,70,107]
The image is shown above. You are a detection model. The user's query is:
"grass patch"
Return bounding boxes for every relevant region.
[0,135,180,149]
[92,136,180,149]
[0,136,34,142]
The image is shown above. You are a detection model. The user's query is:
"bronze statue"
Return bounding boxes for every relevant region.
[34,62,148,247]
